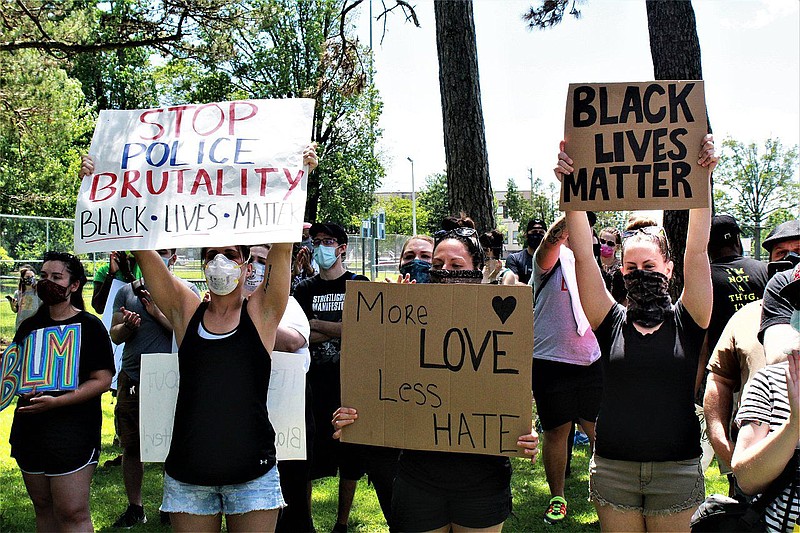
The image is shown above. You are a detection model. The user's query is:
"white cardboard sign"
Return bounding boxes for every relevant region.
[74,98,315,253]
[139,351,306,462]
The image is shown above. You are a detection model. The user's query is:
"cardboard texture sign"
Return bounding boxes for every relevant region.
[340,282,533,457]
[562,81,709,211]
[74,98,314,253]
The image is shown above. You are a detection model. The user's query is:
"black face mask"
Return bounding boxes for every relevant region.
[624,269,672,327]
[36,278,70,306]
[429,268,483,284]
[526,233,544,250]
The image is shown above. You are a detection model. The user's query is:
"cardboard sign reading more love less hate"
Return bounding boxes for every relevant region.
[340,282,533,457]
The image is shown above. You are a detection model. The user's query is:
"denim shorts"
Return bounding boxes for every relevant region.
[589,453,705,516]
[161,466,286,516]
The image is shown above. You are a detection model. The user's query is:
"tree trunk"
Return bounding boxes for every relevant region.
[753,216,762,260]
[645,0,707,299]
[433,0,495,233]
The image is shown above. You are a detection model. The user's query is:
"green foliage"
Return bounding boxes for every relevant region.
[0,246,12,275]
[372,195,429,236]
[504,179,535,242]
[715,137,799,259]
[505,177,561,245]
[0,51,94,222]
[155,0,385,224]
[416,172,449,234]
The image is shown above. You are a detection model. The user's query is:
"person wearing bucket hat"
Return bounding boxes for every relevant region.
[762,219,800,261]
[758,220,800,366]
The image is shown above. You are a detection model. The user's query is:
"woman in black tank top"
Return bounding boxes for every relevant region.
[332,217,541,532]
[130,146,317,533]
[556,135,717,532]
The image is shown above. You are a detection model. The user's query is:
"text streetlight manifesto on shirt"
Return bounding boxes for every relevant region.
[561,81,709,212]
[73,99,315,253]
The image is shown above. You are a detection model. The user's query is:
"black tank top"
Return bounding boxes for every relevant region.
[165,299,276,485]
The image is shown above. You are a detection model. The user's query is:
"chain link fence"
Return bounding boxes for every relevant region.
[1,212,411,344]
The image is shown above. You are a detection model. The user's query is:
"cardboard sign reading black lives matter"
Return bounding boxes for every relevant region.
[562,81,709,211]
[340,282,533,457]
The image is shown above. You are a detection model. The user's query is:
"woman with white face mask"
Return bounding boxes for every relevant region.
[126,146,318,533]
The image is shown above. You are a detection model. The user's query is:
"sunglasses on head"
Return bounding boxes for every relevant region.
[622,226,666,240]
[434,227,477,242]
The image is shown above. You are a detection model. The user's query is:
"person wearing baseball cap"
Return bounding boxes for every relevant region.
[707,215,768,355]
[505,218,546,285]
[292,222,374,531]
[703,215,769,497]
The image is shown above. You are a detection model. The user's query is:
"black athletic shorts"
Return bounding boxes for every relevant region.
[391,473,512,531]
[114,370,140,450]
[16,447,100,477]
[531,357,603,431]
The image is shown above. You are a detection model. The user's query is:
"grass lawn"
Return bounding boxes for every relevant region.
[0,394,728,532]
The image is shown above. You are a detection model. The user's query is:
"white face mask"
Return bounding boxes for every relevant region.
[204,253,244,296]
[243,262,266,295]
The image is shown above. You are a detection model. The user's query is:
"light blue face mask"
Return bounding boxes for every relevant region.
[313,245,340,270]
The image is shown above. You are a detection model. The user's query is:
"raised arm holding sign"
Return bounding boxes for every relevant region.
[555,125,717,530]
[72,98,317,529]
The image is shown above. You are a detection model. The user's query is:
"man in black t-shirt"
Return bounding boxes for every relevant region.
[707,215,768,353]
[506,219,545,285]
[293,222,371,532]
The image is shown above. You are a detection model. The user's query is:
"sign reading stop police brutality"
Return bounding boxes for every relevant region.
[561,81,709,211]
[74,98,315,253]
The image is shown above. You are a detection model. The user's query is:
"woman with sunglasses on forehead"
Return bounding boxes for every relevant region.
[126,146,317,532]
[555,135,717,532]
[597,228,627,304]
[334,215,540,532]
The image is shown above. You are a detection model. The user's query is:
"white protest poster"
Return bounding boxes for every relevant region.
[267,351,307,461]
[139,352,179,463]
[101,278,126,390]
[139,351,306,463]
[74,98,315,253]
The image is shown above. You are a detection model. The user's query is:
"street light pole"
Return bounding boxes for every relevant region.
[407,157,417,236]
[528,167,534,207]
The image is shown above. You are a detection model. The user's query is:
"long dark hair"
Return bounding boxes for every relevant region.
[42,251,87,310]
[17,264,35,293]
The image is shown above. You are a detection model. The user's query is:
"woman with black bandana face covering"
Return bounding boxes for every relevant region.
[332,216,540,532]
[555,134,717,532]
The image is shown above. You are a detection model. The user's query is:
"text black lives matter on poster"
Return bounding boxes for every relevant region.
[562,81,709,212]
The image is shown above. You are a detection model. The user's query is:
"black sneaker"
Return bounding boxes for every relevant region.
[112,505,147,528]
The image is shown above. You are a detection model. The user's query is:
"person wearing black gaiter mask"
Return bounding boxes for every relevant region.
[557,134,718,532]
[332,216,541,532]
